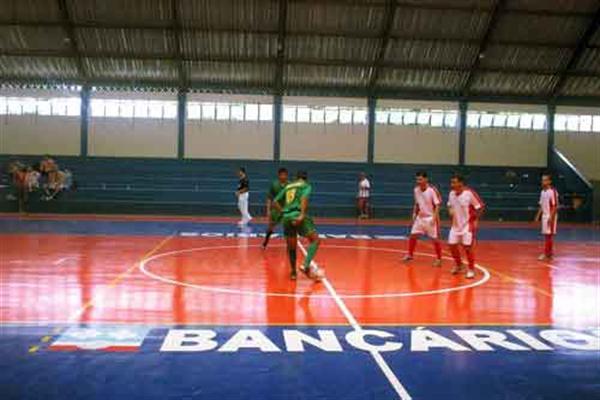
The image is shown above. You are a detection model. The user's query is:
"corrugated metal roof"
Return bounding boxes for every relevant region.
[378,68,468,91]
[0,55,78,78]
[285,65,368,87]
[470,72,556,95]
[179,0,279,31]
[187,61,275,85]
[76,28,173,55]
[0,0,598,101]
[0,26,69,51]
[491,14,588,46]
[391,8,490,40]
[576,48,600,73]
[287,1,385,34]
[1,0,63,22]
[83,58,177,80]
[560,76,600,96]
[286,36,378,62]
[69,0,172,24]
[384,40,478,68]
[180,31,277,59]
[479,45,571,71]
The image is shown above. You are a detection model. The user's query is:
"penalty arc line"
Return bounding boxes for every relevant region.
[297,241,412,400]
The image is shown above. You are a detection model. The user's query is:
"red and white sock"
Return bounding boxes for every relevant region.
[465,247,475,270]
[450,245,462,266]
[544,235,554,257]
[433,241,442,260]
[408,236,417,257]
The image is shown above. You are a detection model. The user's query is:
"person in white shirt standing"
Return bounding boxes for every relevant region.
[403,171,443,267]
[534,172,559,260]
[447,174,485,279]
[236,167,252,226]
[357,172,371,219]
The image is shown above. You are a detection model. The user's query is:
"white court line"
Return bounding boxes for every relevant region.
[297,241,412,400]
[139,244,490,299]
[54,256,77,266]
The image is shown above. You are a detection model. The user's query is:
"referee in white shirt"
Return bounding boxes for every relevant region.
[357,172,371,219]
[236,167,252,226]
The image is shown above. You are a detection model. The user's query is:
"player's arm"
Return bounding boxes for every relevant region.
[548,191,558,228]
[534,207,542,222]
[295,186,312,224]
[296,197,308,224]
[471,195,485,230]
[272,188,284,212]
[266,187,273,217]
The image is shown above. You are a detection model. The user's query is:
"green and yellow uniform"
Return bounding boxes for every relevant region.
[267,179,287,224]
[274,179,317,238]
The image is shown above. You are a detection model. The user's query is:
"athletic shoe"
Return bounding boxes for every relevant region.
[537,254,552,261]
[299,264,311,278]
[451,264,465,275]
[261,241,267,250]
[465,269,475,279]
[432,259,442,267]
[402,255,413,262]
[290,269,297,281]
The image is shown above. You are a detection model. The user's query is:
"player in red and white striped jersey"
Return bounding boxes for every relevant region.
[403,171,443,267]
[535,172,559,261]
[447,174,485,279]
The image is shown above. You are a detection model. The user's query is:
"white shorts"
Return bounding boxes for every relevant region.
[448,227,475,246]
[410,215,439,239]
[541,215,558,235]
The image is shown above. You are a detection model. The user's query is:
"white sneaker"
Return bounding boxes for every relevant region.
[465,269,475,279]
[537,254,552,261]
[402,255,413,262]
[432,259,442,267]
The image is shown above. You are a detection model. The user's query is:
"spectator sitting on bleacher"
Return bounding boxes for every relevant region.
[40,155,59,189]
[43,169,73,201]
[7,161,29,213]
[26,166,41,192]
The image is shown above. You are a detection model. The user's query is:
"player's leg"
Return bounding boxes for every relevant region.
[298,217,322,280]
[538,215,556,261]
[242,193,252,223]
[543,234,554,259]
[404,217,422,262]
[448,229,464,274]
[424,216,442,267]
[463,246,475,278]
[262,210,280,249]
[403,234,418,262]
[463,232,476,278]
[286,235,298,280]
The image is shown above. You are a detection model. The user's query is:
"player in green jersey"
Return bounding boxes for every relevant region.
[261,167,289,249]
[273,170,322,281]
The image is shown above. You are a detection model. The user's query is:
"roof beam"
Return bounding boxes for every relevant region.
[0,20,592,49]
[4,74,600,106]
[4,48,600,78]
[550,5,600,98]
[460,0,506,96]
[56,0,87,81]
[171,0,187,89]
[274,0,288,95]
[287,0,595,17]
[367,0,397,92]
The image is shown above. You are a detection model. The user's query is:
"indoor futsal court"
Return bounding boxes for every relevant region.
[1,0,600,399]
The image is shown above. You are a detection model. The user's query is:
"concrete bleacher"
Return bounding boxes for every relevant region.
[0,155,592,221]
